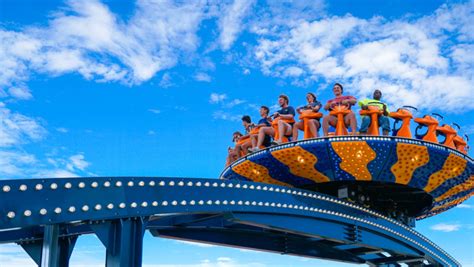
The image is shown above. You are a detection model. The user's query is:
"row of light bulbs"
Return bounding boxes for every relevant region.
[1,178,453,263]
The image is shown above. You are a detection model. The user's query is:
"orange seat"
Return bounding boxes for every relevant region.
[272,117,295,143]
[453,135,468,154]
[299,110,323,139]
[414,115,439,143]
[329,105,351,136]
[436,124,457,148]
[389,107,414,138]
[359,105,383,136]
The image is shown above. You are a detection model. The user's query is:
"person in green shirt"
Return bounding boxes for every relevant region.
[358,89,390,135]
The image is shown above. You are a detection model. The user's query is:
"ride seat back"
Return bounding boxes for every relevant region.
[329,105,351,136]
[359,104,383,136]
[453,135,469,154]
[414,115,439,143]
[389,107,413,138]
[436,124,457,148]
[299,110,323,139]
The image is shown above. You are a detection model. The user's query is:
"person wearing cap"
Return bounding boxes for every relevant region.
[322,83,357,136]
[358,89,390,135]
[292,92,322,140]
[249,94,295,152]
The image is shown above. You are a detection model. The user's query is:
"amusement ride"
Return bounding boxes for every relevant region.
[0,100,472,266]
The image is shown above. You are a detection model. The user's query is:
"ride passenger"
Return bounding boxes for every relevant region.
[322,83,357,136]
[250,95,295,151]
[234,115,255,156]
[250,106,272,149]
[358,89,390,136]
[226,131,243,166]
[292,92,322,140]
[273,94,296,144]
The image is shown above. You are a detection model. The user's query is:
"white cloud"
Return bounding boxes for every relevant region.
[148,109,161,114]
[194,72,212,82]
[0,102,92,179]
[210,93,227,104]
[68,154,90,171]
[213,110,241,121]
[430,223,462,232]
[249,1,474,112]
[159,72,174,88]
[457,204,473,209]
[224,99,246,108]
[219,0,255,50]
[0,103,46,147]
[283,66,304,77]
[174,240,216,248]
[56,127,68,133]
[0,150,37,176]
[0,0,207,93]
[7,86,32,100]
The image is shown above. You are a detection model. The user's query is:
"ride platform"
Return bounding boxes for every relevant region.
[221,135,473,221]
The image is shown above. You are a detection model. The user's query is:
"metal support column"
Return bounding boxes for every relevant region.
[92,217,147,267]
[40,224,60,267]
[58,235,78,267]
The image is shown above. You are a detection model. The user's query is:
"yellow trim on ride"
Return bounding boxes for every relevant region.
[271,146,330,183]
[232,160,292,187]
[332,141,376,181]
[391,143,430,185]
[424,154,467,193]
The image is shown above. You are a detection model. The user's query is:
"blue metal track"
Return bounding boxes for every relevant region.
[0,177,460,266]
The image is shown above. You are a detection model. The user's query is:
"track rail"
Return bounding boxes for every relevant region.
[0,177,460,266]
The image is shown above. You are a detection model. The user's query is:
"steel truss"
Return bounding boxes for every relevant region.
[0,177,460,266]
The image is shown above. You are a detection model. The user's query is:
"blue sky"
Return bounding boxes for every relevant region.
[0,0,473,266]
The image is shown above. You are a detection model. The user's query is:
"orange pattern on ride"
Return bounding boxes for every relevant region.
[430,192,473,212]
[391,143,429,185]
[232,160,292,187]
[331,141,376,181]
[271,146,330,183]
[424,154,467,193]
[435,175,474,202]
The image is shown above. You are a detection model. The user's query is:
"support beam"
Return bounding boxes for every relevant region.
[58,236,78,267]
[91,217,147,267]
[21,242,42,266]
[41,224,60,267]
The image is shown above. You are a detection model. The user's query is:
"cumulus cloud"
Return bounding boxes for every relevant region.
[250,1,474,112]
[68,154,90,171]
[0,103,91,179]
[0,102,46,147]
[218,0,255,50]
[0,0,207,93]
[8,86,33,100]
